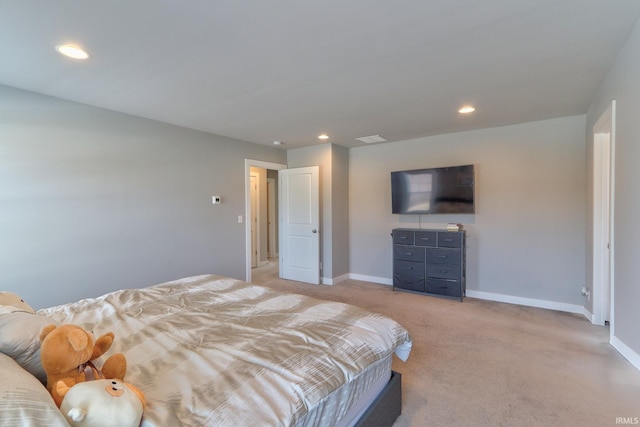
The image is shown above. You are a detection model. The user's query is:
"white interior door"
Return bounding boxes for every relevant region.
[279,166,320,284]
[592,101,615,327]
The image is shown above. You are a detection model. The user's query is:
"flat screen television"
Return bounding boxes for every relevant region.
[391,164,475,214]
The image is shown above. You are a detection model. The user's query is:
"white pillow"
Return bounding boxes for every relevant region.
[0,312,58,383]
[0,352,69,427]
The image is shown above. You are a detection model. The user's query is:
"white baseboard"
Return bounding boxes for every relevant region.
[347,277,586,317]
[346,275,588,318]
[463,290,586,315]
[322,274,350,285]
[610,335,640,372]
[582,307,594,323]
[348,273,392,286]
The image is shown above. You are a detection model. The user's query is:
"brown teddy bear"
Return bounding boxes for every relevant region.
[39,324,127,407]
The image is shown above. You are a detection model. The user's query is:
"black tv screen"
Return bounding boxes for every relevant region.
[391,165,475,214]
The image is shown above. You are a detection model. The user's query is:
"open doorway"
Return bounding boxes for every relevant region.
[244,160,286,283]
[249,167,279,283]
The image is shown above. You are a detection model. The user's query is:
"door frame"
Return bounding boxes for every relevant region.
[245,159,287,282]
[592,100,615,329]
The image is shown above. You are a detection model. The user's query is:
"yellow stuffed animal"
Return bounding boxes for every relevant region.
[58,378,145,427]
[39,324,127,407]
[0,291,35,314]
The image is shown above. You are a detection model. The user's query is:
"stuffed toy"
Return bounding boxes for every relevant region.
[0,291,35,315]
[39,324,127,407]
[0,292,59,382]
[57,378,145,427]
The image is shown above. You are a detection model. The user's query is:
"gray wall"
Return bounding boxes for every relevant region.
[1,85,285,309]
[349,116,586,306]
[586,17,640,358]
[331,145,350,279]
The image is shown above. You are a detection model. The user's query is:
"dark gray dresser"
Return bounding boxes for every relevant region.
[392,228,466,301]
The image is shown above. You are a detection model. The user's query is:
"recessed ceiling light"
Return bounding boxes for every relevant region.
[272,140,283,146]
[318,134,329,140]
[458,105,475,114]
[55,44,90,60]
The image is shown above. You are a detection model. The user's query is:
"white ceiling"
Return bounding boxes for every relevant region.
[2,1,639,149]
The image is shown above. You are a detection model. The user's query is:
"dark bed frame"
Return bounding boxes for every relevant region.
[354,371,402,427]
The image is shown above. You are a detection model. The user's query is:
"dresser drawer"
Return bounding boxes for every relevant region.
[392,229,414,245]
[394,273,425,292]
[394,260,425,277]
[425,278,462,297]
[426,263,461,281]
[437,232,463,248]
[393,245,425,262]
[414,230,437,247]
[426,248,461,265]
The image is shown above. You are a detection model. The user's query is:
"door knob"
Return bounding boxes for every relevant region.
[312,229,318,233]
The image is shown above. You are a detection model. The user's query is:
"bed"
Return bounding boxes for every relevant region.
[1,274,412,426]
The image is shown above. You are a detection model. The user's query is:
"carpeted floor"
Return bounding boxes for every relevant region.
[252,259,640,427]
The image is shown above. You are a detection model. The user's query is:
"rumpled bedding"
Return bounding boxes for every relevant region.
[39,275,412,426]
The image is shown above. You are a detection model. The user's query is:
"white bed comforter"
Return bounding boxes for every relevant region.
[39,275,412,426]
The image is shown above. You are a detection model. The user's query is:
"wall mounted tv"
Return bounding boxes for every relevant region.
[391,164,475,214]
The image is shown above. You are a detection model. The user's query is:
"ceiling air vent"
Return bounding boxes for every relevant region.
[355,135,387,144]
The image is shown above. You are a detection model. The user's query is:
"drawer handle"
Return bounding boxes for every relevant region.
[437,285,448,289]
[399,236,407,239]
[420,237,431,241]
[438,255,447,259]
[443,238,453,242]
[403,266,414,270]
[439,270,449,274]
[404,252,414,256]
